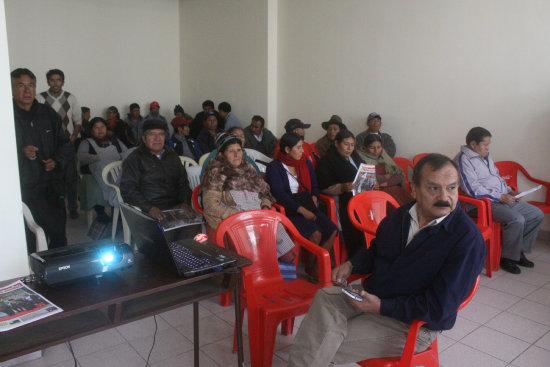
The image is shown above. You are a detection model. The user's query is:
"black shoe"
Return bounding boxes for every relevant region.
[500,258,521,274]
[69,210,79,219]
[517,252,534,268]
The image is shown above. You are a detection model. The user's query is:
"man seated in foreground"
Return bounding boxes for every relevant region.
[288,154,486,366]
[120,119,192,220]
[454,126,543,274]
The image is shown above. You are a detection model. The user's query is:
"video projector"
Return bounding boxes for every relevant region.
[30,242,134,286]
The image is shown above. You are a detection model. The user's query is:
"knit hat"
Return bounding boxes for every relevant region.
[215,132,242,152]
[173,104,184,115]
[142,119,167,134]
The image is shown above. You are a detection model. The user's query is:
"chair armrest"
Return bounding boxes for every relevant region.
[458,195,489,227]
[399,319,427,366]
[318,193,337,224]
[519,167,550,203]
[272,203,286,215]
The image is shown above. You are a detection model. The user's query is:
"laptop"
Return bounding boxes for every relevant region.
[120,203,237,277]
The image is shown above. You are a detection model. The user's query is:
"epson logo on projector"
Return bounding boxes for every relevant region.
[58,265,71,271]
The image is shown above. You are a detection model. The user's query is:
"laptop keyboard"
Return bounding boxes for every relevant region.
[168,242,213,271]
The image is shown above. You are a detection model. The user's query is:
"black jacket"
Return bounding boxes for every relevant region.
[197,128,221,154]
[13,100,72,194]
[120,145,191,212]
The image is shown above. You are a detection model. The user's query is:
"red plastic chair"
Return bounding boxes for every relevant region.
[458,195,496,277]
[392,157,414,193]
[412,153,429,167]
[357,276,480,367]
[216,210,332,367]
[347,191,400,247]
[495,160,550,214]
[191,184,203,214]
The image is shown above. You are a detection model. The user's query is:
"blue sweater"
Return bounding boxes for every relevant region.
[350,201,486,330]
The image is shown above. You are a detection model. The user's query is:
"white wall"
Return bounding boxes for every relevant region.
[179,0,269,127]
[278,0,550,181]
[0,0,30,280]
[5,0,181,121]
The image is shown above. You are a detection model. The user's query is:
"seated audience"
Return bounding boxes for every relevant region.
[77,117,128,223]
[315,115,346,157]
[120,120,192,220]
[200,127,260,179]
[357,134,413,205]
[244,115,278,158]
[316,129,366,257]
[170,120,202,161]
[356,112,396,157]
[287,154,486,366]
[124,103,144,142]
[454,126,543,274]
[202,133,295,262]
[190,99,215,138]
[197,111,223,154]
[266,133,338,275]
[80,106,91,139]
[170,104,192,130]
[218,101,240,131]
[106,106,137,148]
[145,101,169,139]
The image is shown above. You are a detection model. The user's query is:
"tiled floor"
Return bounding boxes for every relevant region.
[5,213,550,366]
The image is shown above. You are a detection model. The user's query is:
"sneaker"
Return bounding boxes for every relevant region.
[500,258,521,274]
[517,252,534,268]
[69,210,79,219]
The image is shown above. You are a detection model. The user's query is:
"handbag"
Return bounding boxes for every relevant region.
[291,191,318,213]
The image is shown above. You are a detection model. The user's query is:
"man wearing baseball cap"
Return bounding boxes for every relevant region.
[279,118,319,166]
[120,119,192,220]
[356,112,396,157]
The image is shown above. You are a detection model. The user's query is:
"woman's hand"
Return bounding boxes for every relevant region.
[312,195,318,207]
[341,182,355,193]
[298,206,317,221]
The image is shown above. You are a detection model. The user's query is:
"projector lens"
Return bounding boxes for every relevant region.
[102,253,114,263]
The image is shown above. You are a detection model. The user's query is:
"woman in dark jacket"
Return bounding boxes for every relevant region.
[266,133,338,274]
[106,106,137,148]
[316,129,366,258]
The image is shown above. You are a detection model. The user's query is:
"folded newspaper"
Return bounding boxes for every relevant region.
[160,208,204,231]
[0,280,62,332]
[352,163,377,196]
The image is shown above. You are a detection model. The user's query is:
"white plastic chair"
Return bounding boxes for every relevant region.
[101,161,131,244]
[22,202,48,252]
[186,165,202,190]
[244,148,273,173]
[198,153,210,167]
[179,156,198,168]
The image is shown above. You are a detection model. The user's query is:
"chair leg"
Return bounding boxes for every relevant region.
[485,239,492,278]
[86,210,94,229]
[111,207,119,240]
[219,292,232,307]
[232,302,246,353]
[281,318,295,335]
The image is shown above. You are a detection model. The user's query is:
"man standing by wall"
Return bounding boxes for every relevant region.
[12,68,72,250]
[35,69,81,219]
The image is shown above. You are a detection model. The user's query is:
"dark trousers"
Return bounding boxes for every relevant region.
[23,186,67,252]
[65,151,79,212]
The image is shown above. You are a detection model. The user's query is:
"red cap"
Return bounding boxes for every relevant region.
[150,101,160,108]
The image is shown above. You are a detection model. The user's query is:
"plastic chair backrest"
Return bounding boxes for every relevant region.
[179,156,198,168]
[22,202,48,252]
[244,148,272,173]
[101,161,123,202]
[198,153,210,167]
[392,157,414,193]
[216,210,315,288]
[412,153,429,167]
[192,185,203,214]
[347,191,400,246]
[494,160,523,190]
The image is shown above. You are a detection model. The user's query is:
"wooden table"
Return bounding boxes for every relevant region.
[0,247,251,367]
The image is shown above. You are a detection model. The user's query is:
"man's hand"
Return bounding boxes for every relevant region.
[349,290,381,313]
[23,145,39,160]
[500,193,517,205]
[177,202,194,213]
[42,159,56,172]
[341,182,355,193]
[70,135,77,143]
[331,261,353,286]
[279,249,296,262]
[149,206,166,220]
[298,207,317,221]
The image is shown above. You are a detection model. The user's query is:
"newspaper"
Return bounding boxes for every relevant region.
[160,208,204,231]
[352,163,377,196]
[0,280,62,332]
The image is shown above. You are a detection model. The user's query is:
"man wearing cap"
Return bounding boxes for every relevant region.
[244,115,278,158]
[272,118,318,166]
[316,115,347,157]
[120,119,192,220]
[12,68,73,250]
[356,112,396,157]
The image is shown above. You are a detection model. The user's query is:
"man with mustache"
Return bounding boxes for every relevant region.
[455,127,543,274]
[288,154,486,366]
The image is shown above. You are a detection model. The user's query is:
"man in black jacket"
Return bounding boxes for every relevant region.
[12,68,73,250]
[120,119,192,220]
